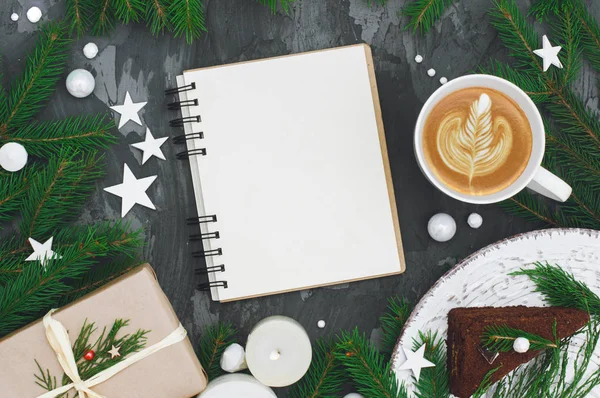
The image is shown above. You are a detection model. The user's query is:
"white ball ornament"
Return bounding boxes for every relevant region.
[83,42,99,59]
[414,54,423,63]
[317,320,326,329]
[0,143,28,172]
[427,68,436,77]
[66,69,95,98]
[427,213,456,242]
[344,394,365,398]
[10,13,19,22]
[468,213,483,229]
[513,337,530,353]
[220,343,248,373]
[26,7,42,23]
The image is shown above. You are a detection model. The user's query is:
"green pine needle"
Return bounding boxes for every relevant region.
[3,115,116,158]
[197,323,238,380]
[169,0,206,44]
[146,0,171,36]
[336,328,407,398]
[412,331,449,398]
[287,338,345,398]
[482,324,558,353]
[379,296,413,357]
[91,0,116,35]
[0,167,38,226]
[257,0,294,13]
[472,366,502,398]
[0,23,69,134]
[65,0,94,36]
[114,0,145,24]
[511,262,600,315]
[402,0,454,34]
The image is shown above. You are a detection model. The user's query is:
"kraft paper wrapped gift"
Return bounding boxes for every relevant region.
[0,264,208,397]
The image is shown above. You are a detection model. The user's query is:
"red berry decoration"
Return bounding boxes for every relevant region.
[83,350,95,361]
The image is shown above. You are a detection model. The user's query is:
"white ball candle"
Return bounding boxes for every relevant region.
[245,316,312,387]
[427,213,456,242]
[66,69,95,98]
[197,373,276,398]
[0,142,28,172]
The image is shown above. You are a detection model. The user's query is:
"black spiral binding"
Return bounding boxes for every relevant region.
[167,82,227,291]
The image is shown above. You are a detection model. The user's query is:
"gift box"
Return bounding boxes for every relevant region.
[0,264,207,397]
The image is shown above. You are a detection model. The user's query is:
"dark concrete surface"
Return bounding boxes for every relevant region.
[3,0,598,394]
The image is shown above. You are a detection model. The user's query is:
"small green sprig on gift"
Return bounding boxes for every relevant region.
[482,323,559,353]
[34,319,149,397]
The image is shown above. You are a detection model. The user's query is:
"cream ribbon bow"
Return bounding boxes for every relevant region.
[37,309,187,398]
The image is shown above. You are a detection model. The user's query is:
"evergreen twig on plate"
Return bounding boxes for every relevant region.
[412,331,449,398]
[482,324,558,352]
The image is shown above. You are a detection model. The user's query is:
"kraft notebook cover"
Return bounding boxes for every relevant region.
[169,44,404,302]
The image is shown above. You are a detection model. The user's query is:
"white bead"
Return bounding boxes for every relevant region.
[414,55,423,63]
[0,142,28,172]
[66,69,95,98]
[439,77,448,85]
[83,42,99,59]
[427,213,456,242]
[343,394,365,398]
[427,68,436,77]
[10,13,19,22]
[513,337,530,353]
[317,320,326,329]
[220,343,248,373]
[26,7,42,23]
[468,213,483,229]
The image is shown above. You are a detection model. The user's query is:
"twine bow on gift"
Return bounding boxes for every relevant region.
[37,309,188,398]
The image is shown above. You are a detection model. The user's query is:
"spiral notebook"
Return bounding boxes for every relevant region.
[167,44,405,302]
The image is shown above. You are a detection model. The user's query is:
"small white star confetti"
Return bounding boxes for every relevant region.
[131,128,168,165]
[533,35,563,72]
[25,237,62,269]
[108,345,121,359]
[104,164,157,217]
[110,91,147,129]
[398,344,435,382]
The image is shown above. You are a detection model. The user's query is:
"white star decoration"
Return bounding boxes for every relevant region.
[110,91,147,129]
[25,237,62,269]
[104,164,157,217]
[398,344,435,382]
[131,128,168,164]
[108,345,121,359]
[533,35,563,72]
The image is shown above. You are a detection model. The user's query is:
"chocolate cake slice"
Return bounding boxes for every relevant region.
[447,306,589,398]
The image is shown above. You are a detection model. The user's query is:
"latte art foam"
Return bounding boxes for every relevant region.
[423,87,532,196]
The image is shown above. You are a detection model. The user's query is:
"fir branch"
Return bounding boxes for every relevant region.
[114,0,145,24]
[0,167,37,225]
[482,324,558,352]
[3,115,116,158]
[511,262,600,315]
[19,150,104,239]
[287,339,345,398]
[34,360,58,391]
[198,323,238,380]
[412,331,449,398]
[479,61,552,103]
[257,0,294,13]
[499,192,562,227]
[169,0,206,44]
[402,0,454,34]
[551,4,582,87]
[0,63,8,124]
[472,366,501,398]
[575,0,600,72]
[65,0,93,36]
[91,0,116,36]
[146,0,171,35]
[379,296,413,357]
[0,23,69,134]
[336,328,406,398]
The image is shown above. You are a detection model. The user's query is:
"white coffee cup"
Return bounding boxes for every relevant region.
[414,74,572,204]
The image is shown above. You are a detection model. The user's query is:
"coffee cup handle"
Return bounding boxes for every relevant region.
[526,167,572,202]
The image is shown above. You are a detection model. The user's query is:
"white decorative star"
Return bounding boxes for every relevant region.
[25,237,62,270]
[104,164,157,217]
[398,344,435,382]
[533,35,563,72]
[108,345,121,359]
[131,128,168,165]
[109,91,147,129]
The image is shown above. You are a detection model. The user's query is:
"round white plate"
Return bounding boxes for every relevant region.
[391,228,600,397]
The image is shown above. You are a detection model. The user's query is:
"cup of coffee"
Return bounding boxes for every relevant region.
[414,74,571,204]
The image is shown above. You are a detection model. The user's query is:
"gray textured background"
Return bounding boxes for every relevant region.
[2,0,599,395]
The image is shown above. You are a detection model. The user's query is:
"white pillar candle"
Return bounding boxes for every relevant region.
[197,374,276,398]
[245,316,312,387]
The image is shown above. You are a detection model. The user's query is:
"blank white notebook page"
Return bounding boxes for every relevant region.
[182,44,404,301]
